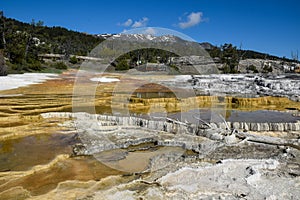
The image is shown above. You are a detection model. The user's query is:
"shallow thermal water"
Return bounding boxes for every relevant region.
[0,133,77,171]
[166,109,300,123]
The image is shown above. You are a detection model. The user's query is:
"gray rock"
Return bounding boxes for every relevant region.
[168,74,300,102]
[224,134,238,144]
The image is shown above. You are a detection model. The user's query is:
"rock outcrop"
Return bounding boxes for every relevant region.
[161,74,300,102]
[42,112,300,156]
[169,55,219,74]
[239,58,300,73]
[213,121,300,132]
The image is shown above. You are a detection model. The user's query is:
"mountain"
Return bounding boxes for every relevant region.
[87,34,219,74]
[90,33,209,60]
[99,33,214,49]
[96,33,297,63]
[199,42,215,50]
[110,34,183,43]
[91,33,300,73]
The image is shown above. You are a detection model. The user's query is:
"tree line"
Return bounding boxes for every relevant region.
[208,43,298,73]
[0,11,103,74]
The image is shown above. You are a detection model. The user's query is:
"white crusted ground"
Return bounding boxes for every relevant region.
[0,73,58,91]
[89,159,299,200]
[27,159,299,200]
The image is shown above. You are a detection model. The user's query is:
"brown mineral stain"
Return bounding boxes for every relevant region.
[0,156,124,196]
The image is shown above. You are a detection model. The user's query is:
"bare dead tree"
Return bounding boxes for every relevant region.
[0,11,6,50]
[24,34,32,62]
[24,19,35,62]
[291,50,299,62]
[237,42,247,72]
[0,11,7,76]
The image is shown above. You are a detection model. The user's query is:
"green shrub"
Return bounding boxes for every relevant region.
[115,59,129,71]
[69,56,78,64]
[0,50,7,76]
[52,61,68,69]
[247,65,258,73]
[26,57,42,71]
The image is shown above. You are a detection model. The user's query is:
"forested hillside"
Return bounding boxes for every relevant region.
[0,12,103,73]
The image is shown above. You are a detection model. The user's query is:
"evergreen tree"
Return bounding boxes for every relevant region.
[220,43,239,73]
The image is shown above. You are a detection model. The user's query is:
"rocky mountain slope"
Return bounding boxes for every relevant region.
[94,33,300,74]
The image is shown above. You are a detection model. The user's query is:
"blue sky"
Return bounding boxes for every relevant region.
[1,0,299,58]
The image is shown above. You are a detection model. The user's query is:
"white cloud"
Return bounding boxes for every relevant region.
[120,19,133,27]
[178,12,203,29]
[132,17,149,28]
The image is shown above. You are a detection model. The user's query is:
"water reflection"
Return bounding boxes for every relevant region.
[0,134,78,171]
[133,92,176,99]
